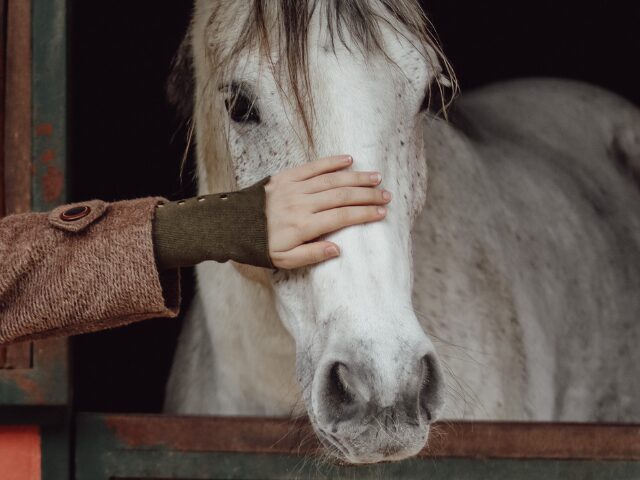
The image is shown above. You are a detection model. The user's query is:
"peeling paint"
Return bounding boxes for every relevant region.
[42,165,63,203]
[35,123,53,136]
[40,149,55,163]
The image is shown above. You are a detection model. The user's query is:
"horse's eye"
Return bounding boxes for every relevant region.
[225,92,260,124]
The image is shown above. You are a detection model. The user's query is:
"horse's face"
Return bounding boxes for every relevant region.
[193,1,446,464]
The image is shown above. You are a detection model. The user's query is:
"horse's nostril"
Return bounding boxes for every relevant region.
[419,353,445,423]
[329,362,354,404]
[321,362,367,425]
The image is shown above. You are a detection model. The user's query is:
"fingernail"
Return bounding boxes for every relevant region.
[342,155,353,163]
[325,246,340,257]
[370,173,382,184]
[377,207,387,216]
[382,190,392,201]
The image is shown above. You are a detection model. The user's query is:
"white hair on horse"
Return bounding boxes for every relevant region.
[166,0,640,465]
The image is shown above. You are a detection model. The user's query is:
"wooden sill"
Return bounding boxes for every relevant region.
[81,414,640,461]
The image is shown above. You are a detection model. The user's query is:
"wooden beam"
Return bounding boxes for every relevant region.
[93,415,640,461]
[0,0,6,216]
[0,0,32,370]
[3,0,31,216]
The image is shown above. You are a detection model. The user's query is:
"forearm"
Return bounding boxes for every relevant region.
[0,197,180,345]
[152,177,273,270]
[0,178,273,345]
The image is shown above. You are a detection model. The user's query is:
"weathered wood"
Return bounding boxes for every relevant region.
[0,0,6,370]
[0,343,32,369]
[31,0,66,211]
[0,0,33,372]
[1,0,7,215]
[76,414,640,480]
[93,414,640,461]
[3,0,31,215]
[0,0,71,408]
[0,338,69,406]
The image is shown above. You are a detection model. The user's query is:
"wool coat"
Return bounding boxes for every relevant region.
[0,181,271,345]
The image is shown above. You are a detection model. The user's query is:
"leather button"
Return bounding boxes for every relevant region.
[60,205,91,222]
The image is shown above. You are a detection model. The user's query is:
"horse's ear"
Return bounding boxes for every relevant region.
[167,31,195,124]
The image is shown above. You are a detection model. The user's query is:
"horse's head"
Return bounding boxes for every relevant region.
[185,0,454,464]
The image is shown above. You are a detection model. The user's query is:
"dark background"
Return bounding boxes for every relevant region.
[70,1,640,413]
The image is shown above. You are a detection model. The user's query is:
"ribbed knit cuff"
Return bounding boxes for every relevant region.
[152,177,273,270]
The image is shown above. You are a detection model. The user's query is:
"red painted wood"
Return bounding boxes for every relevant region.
[0,426,41,480]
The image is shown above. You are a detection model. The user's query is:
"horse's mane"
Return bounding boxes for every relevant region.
[168,0,457,135]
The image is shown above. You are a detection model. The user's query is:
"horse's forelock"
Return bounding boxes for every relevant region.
[171,0,457,135]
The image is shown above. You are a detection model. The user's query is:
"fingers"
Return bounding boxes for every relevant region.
[272,242,341,269]
[303,170,382,194]
[300,206,388,242]
[309,187,392,212]
[283,155,353,182]
[266,154,391,270]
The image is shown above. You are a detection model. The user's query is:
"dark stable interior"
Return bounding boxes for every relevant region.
[70,1,640,413]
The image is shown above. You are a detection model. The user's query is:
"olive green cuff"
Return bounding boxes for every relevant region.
[152,177,273,270]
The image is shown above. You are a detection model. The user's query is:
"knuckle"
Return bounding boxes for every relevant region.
[335,188,349,203]
[336,207,351,224]
[323,174,336,188]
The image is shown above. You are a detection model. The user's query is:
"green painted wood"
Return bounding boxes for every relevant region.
[0,339,69,406]
[31,0,72,475]
[75,414,640,480]
[0,0,70,408]
[31,0,67,211]
[0,0,71,476]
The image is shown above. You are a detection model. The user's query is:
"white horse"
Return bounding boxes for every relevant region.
[166,0,640,464]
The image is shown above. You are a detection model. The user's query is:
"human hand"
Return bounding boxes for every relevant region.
[265,155,391,269]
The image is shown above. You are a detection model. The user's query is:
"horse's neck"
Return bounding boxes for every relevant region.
[195,261,303,415]
[412,117,533,420]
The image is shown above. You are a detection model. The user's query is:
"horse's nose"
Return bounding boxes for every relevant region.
[315,352,444,429]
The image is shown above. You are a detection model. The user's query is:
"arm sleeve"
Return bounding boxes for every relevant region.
[0,196,180,345]
[152,177,274,270]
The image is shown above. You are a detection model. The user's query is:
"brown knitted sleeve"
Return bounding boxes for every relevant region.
[0,197,180,345]
[152,177,274,270]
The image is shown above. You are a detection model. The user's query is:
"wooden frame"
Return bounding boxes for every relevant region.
[0,0,71,478]
[1,0,5,215]
[75,414,640,479]
[0,0,32,372]
[0,0,70,407]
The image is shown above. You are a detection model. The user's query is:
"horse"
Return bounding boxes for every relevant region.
[165,0,640,464]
